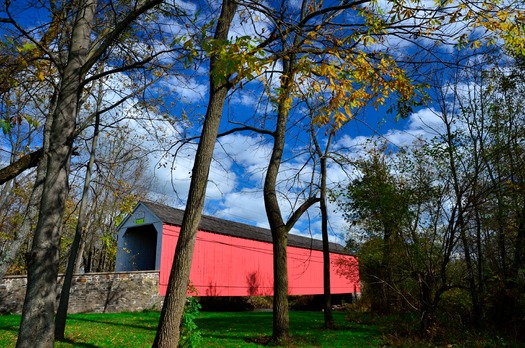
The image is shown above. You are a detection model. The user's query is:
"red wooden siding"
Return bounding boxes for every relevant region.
[159,224,360,296]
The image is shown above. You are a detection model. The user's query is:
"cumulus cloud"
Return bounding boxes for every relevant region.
[213,189,267,227]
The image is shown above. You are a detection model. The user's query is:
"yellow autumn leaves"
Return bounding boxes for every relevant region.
[200,0,523,133]
[297,51,416,131]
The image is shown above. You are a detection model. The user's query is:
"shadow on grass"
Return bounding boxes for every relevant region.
[68,312,159,332]
[196,311,382,346]
[55,338,102,348]
[0,325,18,333]
[197,312,273,334]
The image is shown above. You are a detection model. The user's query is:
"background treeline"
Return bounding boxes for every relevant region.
[333,56,525,339]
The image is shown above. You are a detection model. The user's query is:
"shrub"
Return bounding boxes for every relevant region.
[180,286,203,348]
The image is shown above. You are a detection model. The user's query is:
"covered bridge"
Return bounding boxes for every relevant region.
[115,201,360,296]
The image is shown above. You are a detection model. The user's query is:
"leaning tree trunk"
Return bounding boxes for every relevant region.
[152,1,237,347]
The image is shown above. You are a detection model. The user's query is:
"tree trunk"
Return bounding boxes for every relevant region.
[55,88,102,340]
[74,231,87,274]
[152,2,237,347]
[271,225,290,342]
[311,126,335,329]
[417,271,435,337]
[0,114,52,280]
[320,146,335,329]
[15,2,97,346]
[381,226,395,313]
[263,54,295,343]
[0,173,42,280]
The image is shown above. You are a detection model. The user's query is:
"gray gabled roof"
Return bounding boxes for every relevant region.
[140,201,350,255]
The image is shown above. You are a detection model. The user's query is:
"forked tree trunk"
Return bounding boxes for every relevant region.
[264,74,292,342]
[152,1,237,347]
[16,0,163,343]
[262,45,323,341]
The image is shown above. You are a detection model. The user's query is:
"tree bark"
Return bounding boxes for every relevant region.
[0,149,43,185]
[418,272,435,336]
[320,138,335,329]
[152,1,237,347]
[54,85,102,340]
[15,0,163,344]
[264,53,295,343]
[311,125,335,328]
[16,1,97,346]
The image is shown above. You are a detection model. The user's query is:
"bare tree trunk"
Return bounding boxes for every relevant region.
[271,225,290,341]
[381,226,395,312]
[0,172,41,280]
[152,2,237,347]
[55,83,103,340]
[16,2,97,346]
[74,230,87,274]
[444,112,482,328]
[418,271,435,336]
[262,56,319,342]
[311,127,335,329]
[319,140,335,329]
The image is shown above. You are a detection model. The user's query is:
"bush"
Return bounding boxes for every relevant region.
[180,296,202,348]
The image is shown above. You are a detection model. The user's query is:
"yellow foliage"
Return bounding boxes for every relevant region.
[203,0,524,134]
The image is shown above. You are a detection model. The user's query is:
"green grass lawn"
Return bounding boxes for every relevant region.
[0,311,382,347]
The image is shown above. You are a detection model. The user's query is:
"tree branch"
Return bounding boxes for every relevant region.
[217,125,275,138]
[0,149,43,185]
[82,0,163,75]
[285,196,321,232]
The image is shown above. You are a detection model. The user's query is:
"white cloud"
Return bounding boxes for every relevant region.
[164,75,208,103]
[213,189,267,227]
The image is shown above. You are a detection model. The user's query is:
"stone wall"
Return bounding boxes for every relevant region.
[0,271,163,314]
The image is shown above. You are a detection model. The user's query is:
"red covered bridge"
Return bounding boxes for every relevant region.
[115,201,360,297]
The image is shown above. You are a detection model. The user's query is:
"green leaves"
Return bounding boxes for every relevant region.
[0,119,11,134]
[0,114,40,135]
[204,35,269,86]
[17,42,36,53]
[180,287,203,348]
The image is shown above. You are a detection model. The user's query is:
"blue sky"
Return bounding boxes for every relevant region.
[143,0,517,246]
[0,0,517,246]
